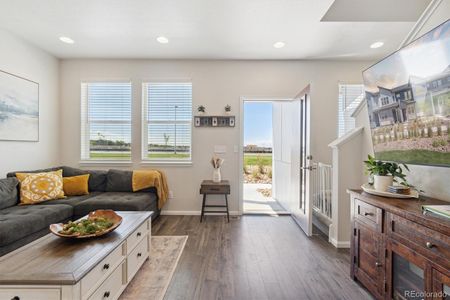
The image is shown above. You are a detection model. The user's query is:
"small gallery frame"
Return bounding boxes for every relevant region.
[194,116,235,127]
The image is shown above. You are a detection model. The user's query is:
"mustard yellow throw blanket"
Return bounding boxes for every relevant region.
[132,170,169,209]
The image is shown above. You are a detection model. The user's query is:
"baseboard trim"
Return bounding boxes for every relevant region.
[161,210,241,216]
[329,237,350,249]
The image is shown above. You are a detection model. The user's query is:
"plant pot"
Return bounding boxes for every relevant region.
[213,168,221,183]
[373,175,393,192]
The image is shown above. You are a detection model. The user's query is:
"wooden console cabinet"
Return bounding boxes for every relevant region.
[348,190,450,300]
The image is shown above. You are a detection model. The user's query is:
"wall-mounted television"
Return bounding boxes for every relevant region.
[363,19,450,167]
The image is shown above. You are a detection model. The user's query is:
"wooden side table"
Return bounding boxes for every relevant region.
[199,180,230,222]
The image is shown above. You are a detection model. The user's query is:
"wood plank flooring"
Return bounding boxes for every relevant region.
[152,215,373,300]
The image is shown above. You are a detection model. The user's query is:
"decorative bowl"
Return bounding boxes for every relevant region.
[50,210,122,239]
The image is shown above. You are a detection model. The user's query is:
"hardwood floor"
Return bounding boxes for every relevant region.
[152,215,373,300]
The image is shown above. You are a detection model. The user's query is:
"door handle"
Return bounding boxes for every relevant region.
[301,166,316,171]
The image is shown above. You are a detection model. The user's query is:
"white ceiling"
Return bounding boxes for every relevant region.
[0,0,430,60]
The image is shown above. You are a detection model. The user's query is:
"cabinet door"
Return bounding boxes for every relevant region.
[386,238,429,300]
[432,269,450,300]
[353,221,385,298]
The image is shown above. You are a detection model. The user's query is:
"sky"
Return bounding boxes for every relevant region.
[363,19,449,93]
[244,102,273,147]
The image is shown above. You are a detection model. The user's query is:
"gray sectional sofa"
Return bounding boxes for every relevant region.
[0,166,160,256]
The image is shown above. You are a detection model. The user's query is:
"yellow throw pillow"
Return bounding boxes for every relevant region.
[16,170,65,205]
[63,174,90,196]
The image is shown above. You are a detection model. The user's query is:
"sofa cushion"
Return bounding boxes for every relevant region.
[73,192,156,217]
[7,167,62,178]
[0,204,73,246]
[105,169,133,192]
[62,166,107,192]
[16,170,66,205]
[0,177,19,210]
[37,192,100,207]
[63,174,90,196]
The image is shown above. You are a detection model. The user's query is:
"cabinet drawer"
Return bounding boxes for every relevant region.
[200,185,230,194]
[126,220,148,255]
[81,243,125,298]
[127,237,149,281]
[0,288,60,300]
[88,262,125,300]
[388,213,450,268]
[354,199,383,232]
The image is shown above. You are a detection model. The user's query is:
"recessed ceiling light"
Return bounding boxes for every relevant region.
[273,41,285,49]
[157,36,169,44]
[370,41,384,49]
[59,36,74,44]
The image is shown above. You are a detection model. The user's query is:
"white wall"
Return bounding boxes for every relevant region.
[0,29,59,177]
[59,59,371,213]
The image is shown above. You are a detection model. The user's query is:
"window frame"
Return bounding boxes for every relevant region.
[338,83,364,138]
[80,81,133,163]
[141,81,193,164]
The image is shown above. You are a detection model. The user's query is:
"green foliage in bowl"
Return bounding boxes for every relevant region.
[59,217,114,236]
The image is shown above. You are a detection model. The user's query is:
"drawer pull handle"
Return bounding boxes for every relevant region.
[103,263,110,270]
[137,232,142,237]
[375,262,382,267]
[104,291,110,298]
[364,212,374,216]
[11,297,20,300]
[426,242,435,249]
[137,252,142,257]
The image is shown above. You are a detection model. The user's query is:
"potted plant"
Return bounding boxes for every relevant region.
[197,105,206,115]
[364,155,409,191]
[224,104,231,114]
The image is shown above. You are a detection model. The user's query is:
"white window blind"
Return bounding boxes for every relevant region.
[142,82,192,161]
[81,82,132,160]
[338,84,364,137]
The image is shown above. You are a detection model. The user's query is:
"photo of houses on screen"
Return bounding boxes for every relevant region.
[363,19,450,167]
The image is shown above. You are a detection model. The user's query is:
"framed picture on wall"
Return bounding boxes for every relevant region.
[0,70,39,141]
[194,117,201,127]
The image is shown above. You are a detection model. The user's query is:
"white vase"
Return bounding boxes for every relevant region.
[373,175,393,192]
[212,168,221,183]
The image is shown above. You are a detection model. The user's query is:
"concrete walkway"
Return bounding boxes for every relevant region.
[243,183,287,214]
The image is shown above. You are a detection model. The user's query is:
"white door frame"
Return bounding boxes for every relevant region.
[238,96,293,215]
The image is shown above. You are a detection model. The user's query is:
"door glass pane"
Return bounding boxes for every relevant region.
[392,253,425,300]
[299,97,307,212]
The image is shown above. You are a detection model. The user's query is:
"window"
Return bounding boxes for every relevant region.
[338,84,364,137]
[142,82,192,162]
[81,82,132,160]
[380,97,391,105]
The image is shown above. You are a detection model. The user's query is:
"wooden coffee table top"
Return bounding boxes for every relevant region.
[0,211,152,285]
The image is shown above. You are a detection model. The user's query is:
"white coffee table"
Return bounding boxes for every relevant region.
[0,211,153,300]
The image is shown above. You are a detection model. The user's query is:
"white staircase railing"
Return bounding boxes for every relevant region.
[311,162,332,222]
